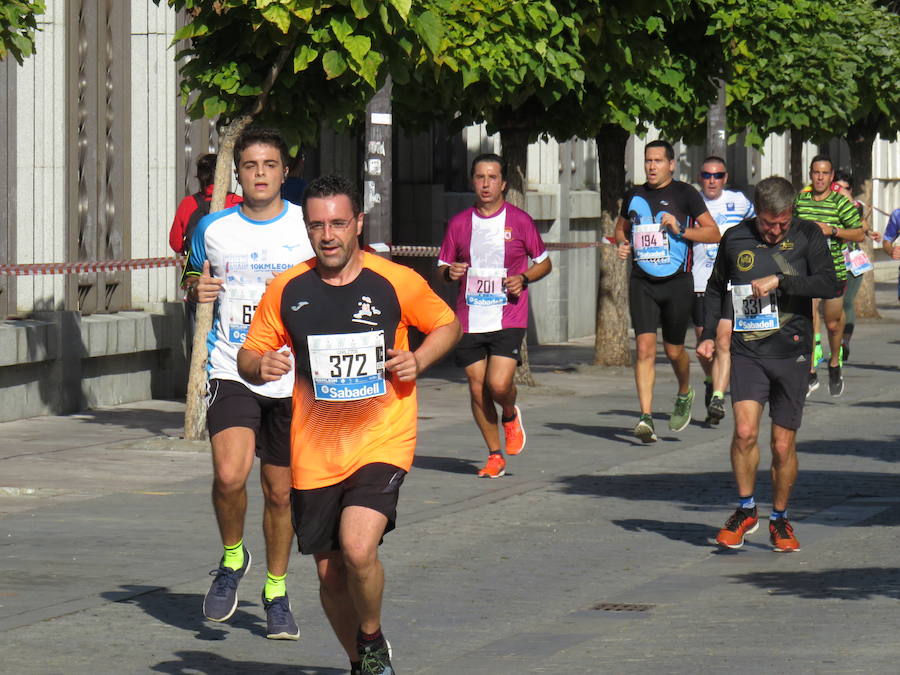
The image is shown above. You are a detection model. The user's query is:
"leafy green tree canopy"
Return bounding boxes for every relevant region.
[155,0,445,151]
[709,0,880,147]
[0,0,45,64]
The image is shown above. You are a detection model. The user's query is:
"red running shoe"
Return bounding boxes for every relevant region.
[715,507,759,549]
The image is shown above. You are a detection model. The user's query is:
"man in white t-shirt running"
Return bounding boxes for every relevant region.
[691,156,755,424]
[185,127,314,639]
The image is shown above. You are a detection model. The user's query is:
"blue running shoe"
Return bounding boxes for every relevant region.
[262,592,300,640]
[203,546,251,622]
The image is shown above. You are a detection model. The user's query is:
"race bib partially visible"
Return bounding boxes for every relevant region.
[308,331,386,401]
[226,286,264,344]
[632,224,669,263]
[845,249,873,277]
[732,284,779,332]
[465,267,507,307]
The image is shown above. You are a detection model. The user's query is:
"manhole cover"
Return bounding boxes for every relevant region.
[591,603,655,612]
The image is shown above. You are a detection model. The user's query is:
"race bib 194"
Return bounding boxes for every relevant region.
[308,331,386,401]
[732,283,779,332]
[632,224,669,263]
[465,267,507,307]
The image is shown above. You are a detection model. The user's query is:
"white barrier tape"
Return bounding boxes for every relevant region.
[2,239,616,276]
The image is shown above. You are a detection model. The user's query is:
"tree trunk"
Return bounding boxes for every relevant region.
[593,124,631,366]
[789,128,804,190]
[499,125,536,386]
[846,121,880,320]
[183,37,296,439]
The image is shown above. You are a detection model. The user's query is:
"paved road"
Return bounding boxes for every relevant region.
[1,283,899,674]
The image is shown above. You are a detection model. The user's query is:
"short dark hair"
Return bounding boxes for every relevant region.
[645,140,675,161]
[233,127,290,169]
[809,154,834,171]
[754,176,796,215]
[302,174,362,217]
[834,169,853,189]
[701,155,727,170]
[470,152,506,179]
[196,153,217,188]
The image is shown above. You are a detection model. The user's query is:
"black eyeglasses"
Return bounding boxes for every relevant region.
[700,171,726,180]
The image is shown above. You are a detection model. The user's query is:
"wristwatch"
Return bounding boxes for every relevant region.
[831,226,839,238]
[520,274,530,288]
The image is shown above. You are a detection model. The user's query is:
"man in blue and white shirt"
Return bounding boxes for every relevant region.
[186,127,313,638]
[692,156,755,424]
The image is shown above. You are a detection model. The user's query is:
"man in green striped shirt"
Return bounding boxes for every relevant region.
[794,155,863,397]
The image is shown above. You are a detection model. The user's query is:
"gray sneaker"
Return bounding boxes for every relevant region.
[669,387,694,432]
[828,364,844,397]
[262,592,300,640]
[202,546,251,622]
[359,639,394,675]
[633,414,657,443]
[706,393,726,424]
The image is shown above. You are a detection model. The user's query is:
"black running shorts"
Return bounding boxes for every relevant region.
[206,378,292,467]
[730,353,809,430]
[291,462,406,555]
[692,292,705,328]
[629,272,693,345]
[454,328,526,368]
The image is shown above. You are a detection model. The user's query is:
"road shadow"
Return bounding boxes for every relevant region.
[69,406,186,436]
[798,436,900,463]
[101,586,265,640]
[544,422,646,445]
[728,567,900,601]
[611,518,719,547]
[151,651,346,675]
[852,400,900,409]
[413,454,481,475]
[556,470,900,526]
[847,362,900,373]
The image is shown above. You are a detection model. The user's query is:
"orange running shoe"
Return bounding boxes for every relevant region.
[503,405,526,455]
[769,517,801,552]
[477,453,506,478]
[715,506,759,549]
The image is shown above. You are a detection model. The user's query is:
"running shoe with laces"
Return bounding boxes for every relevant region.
[633,414,657,443]
[668,387,694,432]
[203,546,251,622]
[715,506,759,549]
[707,393,726,425]
[828,364,844,397]
[262,592,300,640]
[806,371,819,398]
[477,453,506,478]
[769,517,801,552]
[503,405,526,455]
[359,638,394,675]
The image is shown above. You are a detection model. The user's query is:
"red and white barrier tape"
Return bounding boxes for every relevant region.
[1,239,616,276]
[0,256,183,276]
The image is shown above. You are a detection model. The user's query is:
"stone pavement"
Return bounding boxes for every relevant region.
[1,281,899,674]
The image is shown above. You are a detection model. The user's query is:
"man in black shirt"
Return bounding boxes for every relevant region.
[614,140,719,443]
[698,176,837,552]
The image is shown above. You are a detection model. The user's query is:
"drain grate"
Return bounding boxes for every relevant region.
[591,602,655,612]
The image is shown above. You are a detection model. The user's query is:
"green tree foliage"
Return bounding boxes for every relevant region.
[710,0,870,148]
[155,0,442,151]
[0,1,45,64]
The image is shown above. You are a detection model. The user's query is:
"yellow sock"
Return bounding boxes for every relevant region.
[222,540,244,571]
[264,571,287,601]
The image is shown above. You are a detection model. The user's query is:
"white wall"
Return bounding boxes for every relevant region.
[130,0,179,307]
[15,3,66,312]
